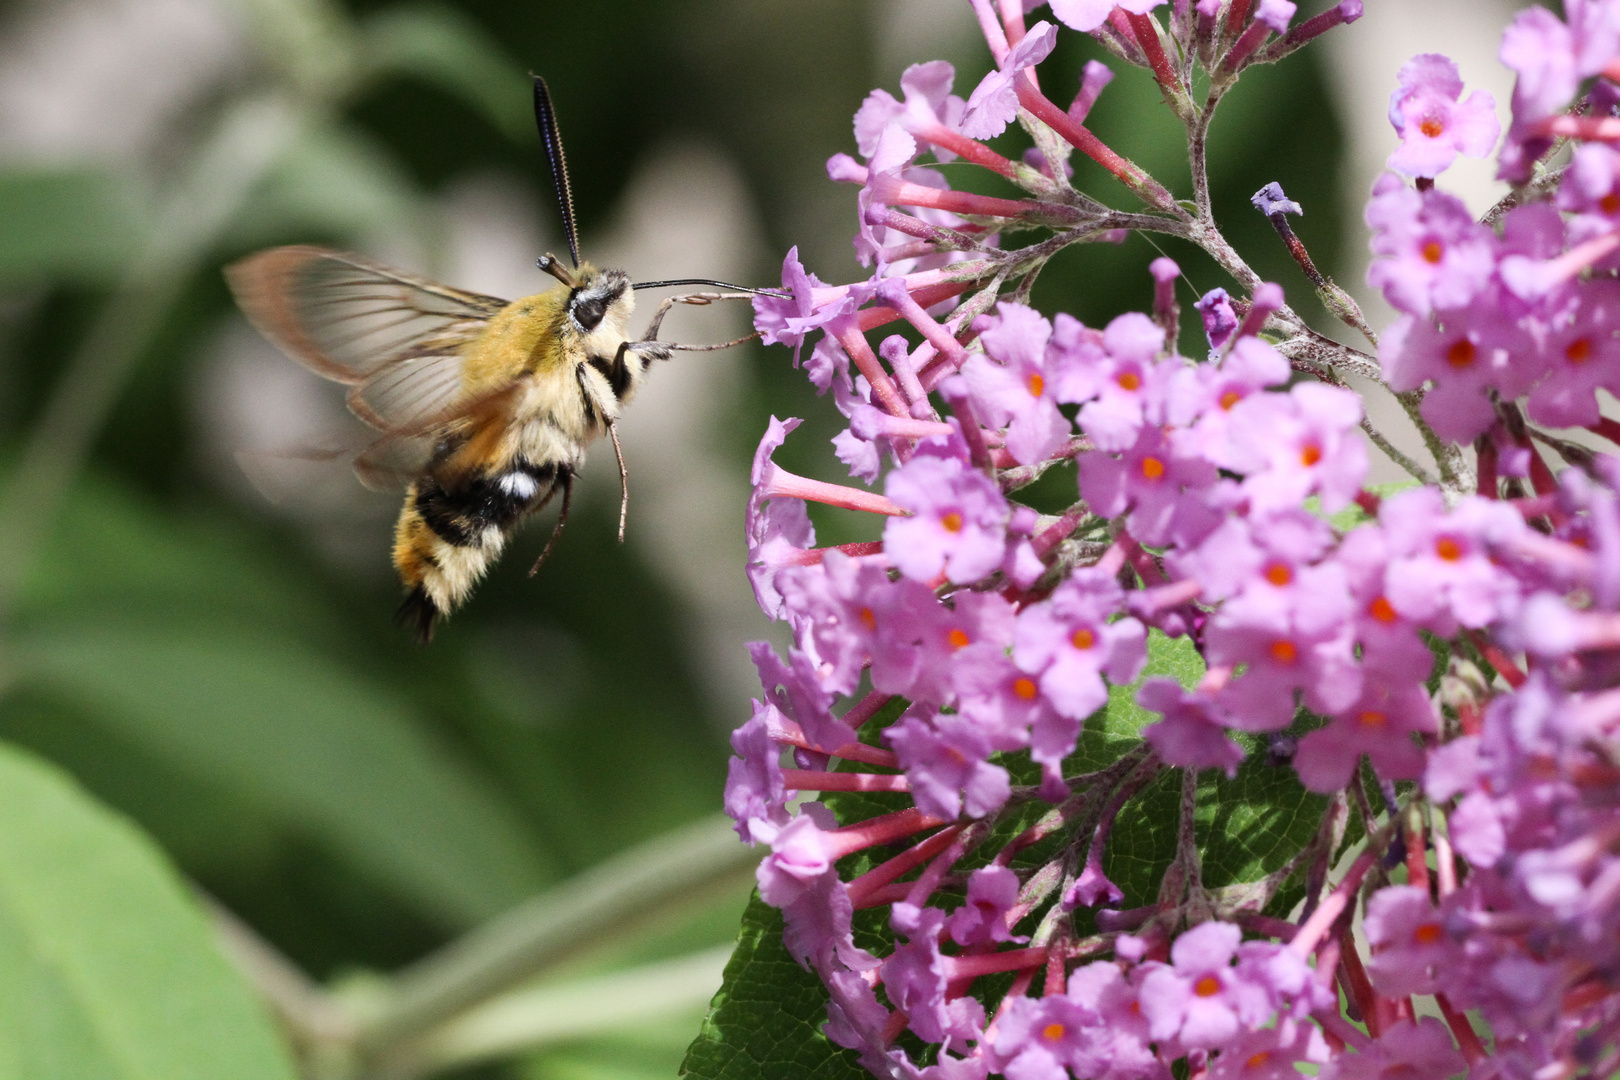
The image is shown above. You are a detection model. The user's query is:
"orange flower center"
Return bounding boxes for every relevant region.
[1042,1022,1066,1042]
[942,512,964,533]
[1219,389,1243,411]
[1264,562,1293,586]
[1567,337,1592,364]
[947,628,971,650]
[1419,117,1445,138]
[1117,371,1142,391]
[1140,456,1167,480]
[1246,1052,1272,1070]
[1603,192,1620,215]
[1071,627,1097,650]
[1368,595,1398,623]
[1435,536,1463,561]
[1300,443,1323,467]
[1414,922,1444,946]
[1194,974,1223,997]
[1028,372,1046,397]
[1269,639,1299,664]
[1422,239,1445,264]
[1013,677,1039,700]
[1446,338,1477,368]
[1358,709,1388,729]
[859,607,877,630]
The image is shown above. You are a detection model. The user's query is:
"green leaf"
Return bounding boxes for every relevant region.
[0,740,297,1080]
[0,169,147,285]
[360,2,532,143]
[679,893,866,1080]
[12,622,554,926]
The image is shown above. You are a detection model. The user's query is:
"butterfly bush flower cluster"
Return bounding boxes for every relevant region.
[722,2,1620,1078]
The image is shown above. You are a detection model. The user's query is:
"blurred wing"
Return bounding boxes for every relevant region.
[226,245,509,432]
[350,380,531,492]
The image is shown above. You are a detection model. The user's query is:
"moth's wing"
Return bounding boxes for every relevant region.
[350,379,531,493]
[225,245,508,432]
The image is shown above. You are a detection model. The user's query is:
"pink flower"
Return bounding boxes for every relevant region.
[1385,54,1500,179]
[1013,568,1146,721]
[961,21,1058,139]
[1048,0,1168,33]
[884,450,1010,584]
[1365,176,1496,317]
[963,302,1074,465]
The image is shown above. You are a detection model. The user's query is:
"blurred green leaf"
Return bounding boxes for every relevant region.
[0,740,296,1080]
[228,121,426,248]
[0,170,147,285]
[12,621,554,926]
[360,2,532,144]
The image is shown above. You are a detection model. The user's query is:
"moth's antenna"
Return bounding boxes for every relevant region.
[532,75,580,269]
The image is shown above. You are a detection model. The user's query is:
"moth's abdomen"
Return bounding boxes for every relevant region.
[392,460,568,642]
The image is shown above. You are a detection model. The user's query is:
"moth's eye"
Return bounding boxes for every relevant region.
[572,293,608,331]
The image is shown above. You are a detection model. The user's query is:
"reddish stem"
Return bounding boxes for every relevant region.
[1120,11,1180,94]
[1475,435,1499,499]
[758,463,907,517]
[831,319,909,418]
[828,806,951,860]
[1533,115,1620,141]
[1528,442,1559,500]
[1224,0,1255,37]
[1404,809,1430,896]
[848,824,965,907]
[844,691,895,732]
[1464,628,1527,689]
[1013,80,1174,209]
[869,174,1038,220]
[781,769,909,793]
[1291,848,1376,957]
[1436,994,1487,1064]
[942,946,1049,980]
[1591,415,1620,447]
[766,718,901,769]
[770,541,888,569]
[1338,932,1384,1037]
[912,122,1021,180]
[856,281,975,333]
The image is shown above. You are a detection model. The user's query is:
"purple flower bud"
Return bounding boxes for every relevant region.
[1251,181,1303,217]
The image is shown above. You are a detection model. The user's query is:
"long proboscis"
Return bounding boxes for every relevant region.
[631,278,786,296]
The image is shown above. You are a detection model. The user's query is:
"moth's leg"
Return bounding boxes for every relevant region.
[527,468,574,576]
[608,419,629,542]
[639,291,757,344]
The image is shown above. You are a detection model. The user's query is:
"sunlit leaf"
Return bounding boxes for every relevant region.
[0,740,297,1080]
[13,622,555,926]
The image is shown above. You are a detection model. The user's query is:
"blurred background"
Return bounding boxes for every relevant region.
[0,0,1524,1077]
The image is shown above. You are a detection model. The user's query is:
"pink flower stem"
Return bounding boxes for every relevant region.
[1315,1007,1372,1053]
[1404,804,1430,895]
[780,769,910,793]
[1534,115,1620,141]
[757,463,908,517]
[857,281,977,332]
[1290,846,1378,957]
[878,281,975,371]
[1436,993,1487,1065]
[941,946,1049,981]
[996,0,1026,44]
[844,690,896,731]
[1476,433,1499,497]
[1588,415,1620,448]
[911,121,1022,180]
[1013,80,1176,211]
[870,174,1047,220]
[1464,628,1527,689]
[1433,813,1458,897]
[849,824,966,907]
[772,541,888,569]
[1217,18,1271,74]
[880,1009,910,1047]
[764,716,901,768]
[1116,527,1169,586]
[828,806,952,861]
[811,264,990,312]
[1240,914,1299,942]
[938,381,996,472]
[831,318,910,418]
[904,831,974,909]
[1042,942,1067,997]
[1033,507,1087,559]
[1224,0,1254,37]
[1115,11,1181,96]
[1337,931,1384,1037]
[1257,1,1364,64]
[968,0,1010,64]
